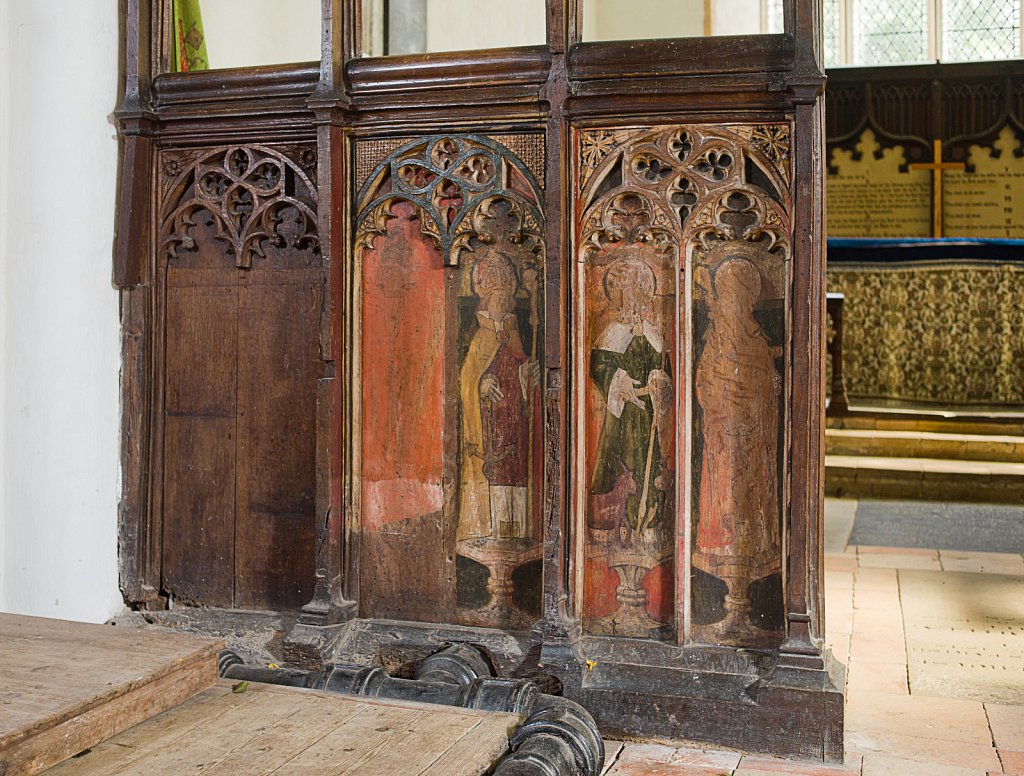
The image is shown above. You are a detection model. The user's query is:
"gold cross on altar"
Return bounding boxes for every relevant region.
[909,139,966,237]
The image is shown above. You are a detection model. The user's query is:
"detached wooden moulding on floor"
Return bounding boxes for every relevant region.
[114,0,841,761]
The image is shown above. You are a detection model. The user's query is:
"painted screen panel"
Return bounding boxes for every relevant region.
[354,135,546,627]
[577,125,792,646]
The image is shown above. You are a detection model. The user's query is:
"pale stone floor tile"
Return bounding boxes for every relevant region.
[825,554,859,574]
[851,606,903,631]
[845,691,992,745]
[940,551,1024,575]
[606,761,733,776]
[845,660,909,695]
[604,741,627,774]
[986,703,1024,751]
[734,755,860,775]
[617,743,679,763]
[999,749,1024,776]
[860,752,988,776]
[851,587,900,613]
[669,746,743,770]
[856,551,942,570]
[845,731,1002,771]
[848,632,906,665]
[857,545,938,556]
[851,567,899,591]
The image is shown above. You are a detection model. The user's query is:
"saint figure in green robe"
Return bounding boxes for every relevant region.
[589,258,673,535]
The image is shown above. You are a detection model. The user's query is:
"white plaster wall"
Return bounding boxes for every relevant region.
[0,1,122,622]
[584,0,704,41]
[712,0,764,35]
[0,0,10,613]
[201,0,322,69]
[426,0,546,53]
[583,0,766,41]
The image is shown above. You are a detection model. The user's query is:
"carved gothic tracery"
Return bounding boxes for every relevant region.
[355,135,544,265]
[160,145,320,268]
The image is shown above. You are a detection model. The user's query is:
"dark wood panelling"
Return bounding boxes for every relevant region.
[235,277,321,609]
[115,0,839,760]
[162,284,238,606]
[825,61,1024,155]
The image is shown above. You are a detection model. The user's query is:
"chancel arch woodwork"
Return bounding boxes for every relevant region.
[115,0,838,761]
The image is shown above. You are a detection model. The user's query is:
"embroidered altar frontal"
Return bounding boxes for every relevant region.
[827,252,1024,406]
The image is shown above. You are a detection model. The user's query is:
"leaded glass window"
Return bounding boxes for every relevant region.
[766,0,784,33]
[853,0,928,64]
[823,0,841,65]
[943,0,1021,61]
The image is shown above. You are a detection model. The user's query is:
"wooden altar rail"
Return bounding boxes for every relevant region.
[826,292,849,416]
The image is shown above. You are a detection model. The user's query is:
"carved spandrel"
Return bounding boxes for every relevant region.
[354,135,546,629]
[576,124,791,646]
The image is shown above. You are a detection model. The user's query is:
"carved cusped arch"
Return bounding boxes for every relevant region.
[159,145,320,268]
[355,135,544,266]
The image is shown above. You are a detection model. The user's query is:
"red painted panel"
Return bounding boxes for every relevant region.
[361,202,446,531]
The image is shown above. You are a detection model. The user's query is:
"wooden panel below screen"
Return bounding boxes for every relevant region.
[235,280,321,610]
[162,283,238,607]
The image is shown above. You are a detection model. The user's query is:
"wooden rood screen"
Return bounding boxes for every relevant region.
[114,0,840,760]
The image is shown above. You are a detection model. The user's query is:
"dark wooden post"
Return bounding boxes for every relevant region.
[288,0,359,663]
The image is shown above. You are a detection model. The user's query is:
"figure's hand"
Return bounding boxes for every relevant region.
[480,374,504,402]
[520,360,541,392]
[619,377,646,410]
[648,368,673,418]
[655,469,674,492]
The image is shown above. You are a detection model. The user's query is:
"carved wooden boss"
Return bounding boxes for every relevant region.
[115,0,841,760]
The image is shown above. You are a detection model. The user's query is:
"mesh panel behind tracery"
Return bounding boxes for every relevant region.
[854,0,928,64]
[943,0,1021,61]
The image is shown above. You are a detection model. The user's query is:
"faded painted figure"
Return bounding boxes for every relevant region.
[459,251,540,542]
[694,255,783,645]
[590,258,673,539]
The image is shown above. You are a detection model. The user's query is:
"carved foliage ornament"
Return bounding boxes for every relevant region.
[160,145,319,268]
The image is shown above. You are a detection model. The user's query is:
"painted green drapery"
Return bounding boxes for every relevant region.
[173,0,208,72]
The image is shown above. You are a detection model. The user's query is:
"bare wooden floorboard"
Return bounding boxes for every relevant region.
[43,681,519,776]
[421,715,523,776]
[197,694,370,776]
[1,614,223,776]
